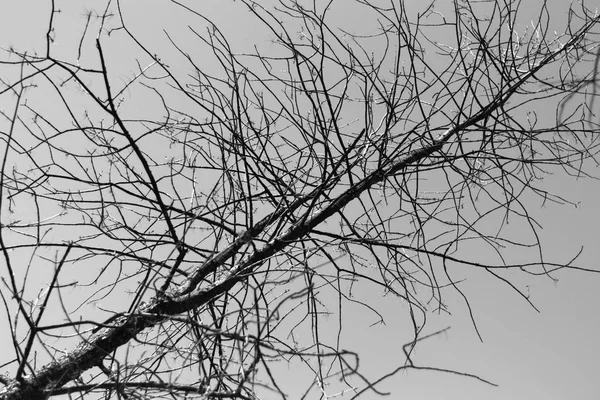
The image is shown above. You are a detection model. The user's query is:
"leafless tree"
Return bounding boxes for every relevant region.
[0,0,598,399]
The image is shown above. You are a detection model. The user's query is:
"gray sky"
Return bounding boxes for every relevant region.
[0,1,599,399]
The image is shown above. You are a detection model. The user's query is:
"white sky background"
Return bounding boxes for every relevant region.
[0,0,599,399]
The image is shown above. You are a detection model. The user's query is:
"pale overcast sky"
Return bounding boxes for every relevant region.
[0,1,598,399]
